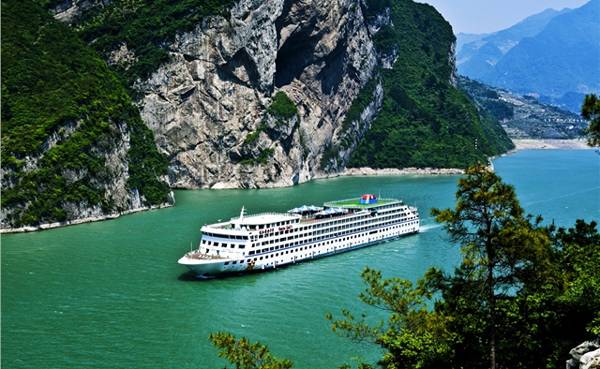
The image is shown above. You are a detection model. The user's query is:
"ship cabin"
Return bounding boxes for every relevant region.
[197,195,417,260]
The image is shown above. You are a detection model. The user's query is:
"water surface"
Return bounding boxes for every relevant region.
[2,150,598,369]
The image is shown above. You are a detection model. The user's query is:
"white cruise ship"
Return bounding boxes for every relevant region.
[178,194,419,277]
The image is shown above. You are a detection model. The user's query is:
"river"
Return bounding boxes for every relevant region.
[2,149,598,369]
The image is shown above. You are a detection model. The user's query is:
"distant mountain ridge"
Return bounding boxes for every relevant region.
[458,77,588,139]
[456,8,568,75]
[456,0,600,112]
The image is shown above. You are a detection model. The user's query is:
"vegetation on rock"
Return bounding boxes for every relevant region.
[66,0,235,86]
[1,0,168,227]
[348,0,513,169]
[267,92,298,121]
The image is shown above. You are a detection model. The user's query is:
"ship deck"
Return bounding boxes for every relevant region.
[323,198,400,209]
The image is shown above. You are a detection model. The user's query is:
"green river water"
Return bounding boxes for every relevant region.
[2,150,599,369]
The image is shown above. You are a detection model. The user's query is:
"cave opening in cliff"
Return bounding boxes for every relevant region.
[274,18,320,88]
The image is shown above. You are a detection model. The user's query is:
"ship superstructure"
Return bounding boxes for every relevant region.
[178,195,419,276]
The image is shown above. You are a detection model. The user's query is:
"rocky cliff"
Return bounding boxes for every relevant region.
[2,0,514,229]
[567,340,600,369]
[136,0,378,188]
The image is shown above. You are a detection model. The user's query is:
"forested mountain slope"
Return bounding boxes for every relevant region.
[1,0,513,229]
[1,0,170,228]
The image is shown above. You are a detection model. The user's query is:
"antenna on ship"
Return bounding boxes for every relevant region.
[240,206,246,222]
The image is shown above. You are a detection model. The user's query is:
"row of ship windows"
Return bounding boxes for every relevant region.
[247,212,414,241]
[246,208,409,240]
[245,219,298,230]
[247,220,418,254]
[222,222,416,265]
[249,218,417,249]
[203,219,418,250]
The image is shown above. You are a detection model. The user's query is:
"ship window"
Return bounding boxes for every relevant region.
[224,262,229,265]
[232,261,237,264]
[260,257,263,260]
[240,260,245,263]
[249,251,255,255]
[239,245,245,249]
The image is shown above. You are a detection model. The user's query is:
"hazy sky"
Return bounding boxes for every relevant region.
[418,0,589,34]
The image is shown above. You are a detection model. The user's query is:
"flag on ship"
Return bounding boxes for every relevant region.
[360,194,377,204]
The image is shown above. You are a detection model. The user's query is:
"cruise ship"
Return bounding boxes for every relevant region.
[178,194,419,277]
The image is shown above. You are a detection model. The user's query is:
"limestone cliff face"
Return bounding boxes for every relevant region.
[137,0,379,189]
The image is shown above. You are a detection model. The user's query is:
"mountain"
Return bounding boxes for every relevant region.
[343,1,513,169]
[457,0,600,113]
[1,0,513,229]
[1,0,171,229]
[458,77,588,139]
[456,8,569,79]
[455,32,488,54]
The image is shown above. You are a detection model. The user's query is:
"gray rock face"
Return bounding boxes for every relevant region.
[0,121,158,230]
[137,0,378,189]
[567,340,600,369]
[50,0,111,23]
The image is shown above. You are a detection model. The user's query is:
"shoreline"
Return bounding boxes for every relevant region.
[510,138,592,151]
[0,203,174,234]
[313,167,464,180]
[5,141,589,234]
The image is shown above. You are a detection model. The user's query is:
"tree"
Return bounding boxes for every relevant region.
[209,332,293,369]
[326,267,455,369]
[432,164,550,369]
[581,94,600,146]
[326,164,555,369]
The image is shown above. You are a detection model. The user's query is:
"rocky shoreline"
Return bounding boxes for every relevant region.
[0,203,174,234]
[512,138,592,150]
[1,166,465,234]
[314,167,464,180]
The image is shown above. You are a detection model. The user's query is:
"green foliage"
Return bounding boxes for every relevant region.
[342,79,379,133]
[457,78,514,121]
[267,92,298,120]
[1,0,168,226]
[209,332,293,369]
[69,0,234,85]
[327,267,455,369]
[243,123,268,146]
[239,148,274,166]
[319,144,340,170]
[244,130,262,145]
[126,109,170,205]
[581,94,600,146]
[432,164,552,369]
[328,165,599,369]
[349,0,513,169]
